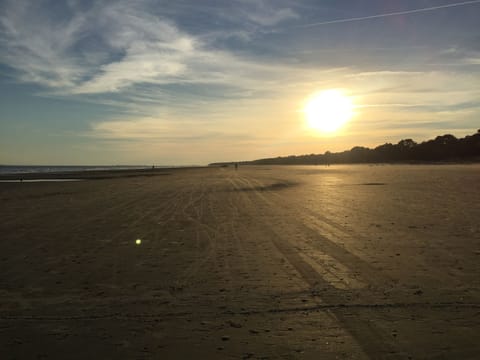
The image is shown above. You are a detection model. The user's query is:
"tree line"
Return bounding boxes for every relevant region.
[210,129,480,166]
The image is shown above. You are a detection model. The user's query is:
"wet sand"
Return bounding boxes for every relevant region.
[1,165,479,359]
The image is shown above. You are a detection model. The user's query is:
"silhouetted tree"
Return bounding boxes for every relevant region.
[209,130,480,166]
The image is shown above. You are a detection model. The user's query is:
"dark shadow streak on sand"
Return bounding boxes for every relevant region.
[359,182,386,186]
[232,182,298,192]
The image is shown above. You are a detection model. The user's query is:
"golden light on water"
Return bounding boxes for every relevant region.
[304,89,354,133]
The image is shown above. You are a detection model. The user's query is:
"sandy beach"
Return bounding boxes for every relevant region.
[1,164,479,359]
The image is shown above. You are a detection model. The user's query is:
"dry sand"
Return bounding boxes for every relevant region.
[1,164,479,359]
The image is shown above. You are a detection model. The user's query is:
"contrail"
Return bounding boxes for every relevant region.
[297,0,480,28]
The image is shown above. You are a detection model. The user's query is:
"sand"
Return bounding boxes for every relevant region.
[1,164,479,359]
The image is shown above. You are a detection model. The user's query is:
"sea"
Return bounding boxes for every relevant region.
[0,165,150,175]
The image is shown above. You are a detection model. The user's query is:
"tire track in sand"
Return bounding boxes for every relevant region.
[232,173,404,358]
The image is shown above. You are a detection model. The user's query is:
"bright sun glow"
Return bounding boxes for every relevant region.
[304,89,354,133]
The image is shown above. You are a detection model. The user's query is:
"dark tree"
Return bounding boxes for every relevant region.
[209,130,480,166]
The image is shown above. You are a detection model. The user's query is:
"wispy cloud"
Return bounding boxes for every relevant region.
[0,0,88,87]
[0,1,199,93]
[246,7,299,26]
[0,0,302,96]
[91,117,253,142]
[1,0,477,107]
[465,57,480,65]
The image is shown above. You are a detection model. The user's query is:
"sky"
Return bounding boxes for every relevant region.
[1,0,479,165]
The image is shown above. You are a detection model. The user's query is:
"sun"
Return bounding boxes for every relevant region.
[304,89,354,133]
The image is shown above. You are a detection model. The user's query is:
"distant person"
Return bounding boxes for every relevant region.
[235,163,238,170]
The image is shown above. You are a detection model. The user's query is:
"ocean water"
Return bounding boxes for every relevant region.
[0,165,149,175]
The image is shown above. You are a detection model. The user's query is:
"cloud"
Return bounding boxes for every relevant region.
[0,0,88,87]
[465,57,480,65]
[88,117,258,151]
[1,0,476,109]
[0,0,302,96]
[211,0,299,28]
[91,118,173,140]
[347,69,480,99]
[0,1,200,93]
[429,46,480,67]
[71,10,195,93]
[247,7,299,26]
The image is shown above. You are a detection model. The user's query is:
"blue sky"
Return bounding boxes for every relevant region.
[1,0,479,165]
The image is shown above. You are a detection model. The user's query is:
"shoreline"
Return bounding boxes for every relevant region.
[2,162,478,181]
[0,165,207,181]
[2,162,479,181]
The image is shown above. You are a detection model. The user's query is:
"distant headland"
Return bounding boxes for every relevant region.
[210,129,480,166]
